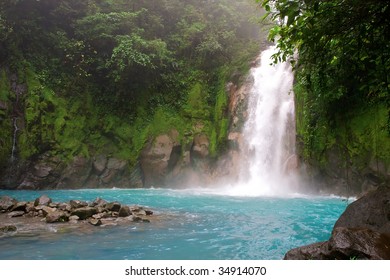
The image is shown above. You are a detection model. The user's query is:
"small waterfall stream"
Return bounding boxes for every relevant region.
[11,117,19,162]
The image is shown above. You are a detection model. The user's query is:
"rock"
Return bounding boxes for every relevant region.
[105,202,121,212]
[46,211,69,223]
[69,215,80,221]
[88,218,102,226]
[145,210,153,216]
[11,202,27,212]
[191,134,210,158]
[58,203,72,212]
[0,196,17,211]
[0,225,17,233]
[93,155,107,175]
[118,206,132,217]
[100,158,127,184]
[91,197,107,207]
[34,195,52,207]
[41,206,57,216]
[284,228,390,260]
[334,186,390,233]
[71,207,98,220]
[69,200,88,209]
[284,186,390,260]
[140,132,180,187]
[92,213,110,219]
[56,156,92,188]
[7,211,25,218]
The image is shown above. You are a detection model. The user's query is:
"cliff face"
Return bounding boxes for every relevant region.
[0,69,226,190]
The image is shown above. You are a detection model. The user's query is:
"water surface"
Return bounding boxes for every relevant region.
[0,188,347,260]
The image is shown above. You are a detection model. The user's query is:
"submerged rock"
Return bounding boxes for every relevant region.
[0,225,17,233]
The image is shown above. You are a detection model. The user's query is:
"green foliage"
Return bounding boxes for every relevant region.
[271,0,390,172]
[0,0,264,169]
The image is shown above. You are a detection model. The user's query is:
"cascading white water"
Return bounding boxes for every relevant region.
[11,117,19,162]
[229,46,297,196]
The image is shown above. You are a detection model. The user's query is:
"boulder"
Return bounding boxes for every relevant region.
[284,227,390,260]
[34,195,52,207]
[100,158,127,184]
[0,196,17,211]
[56,156,92,188]
[334,186,390,233]
[7,211,25,218]
[91,197,107,207]
[140,132,180,187]
[93,155,107,175]
[284,186,390,260]
[41,206,57,216]
[46,211,69,223]
[71,207,98,220]
[118,206,132,217]
[69,200,88,209]
[191,134,210,158]
[105,202,121,212]
[88,218,102,226]
[11,202,27,212]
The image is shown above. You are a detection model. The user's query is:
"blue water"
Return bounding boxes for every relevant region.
[0,188,347,260]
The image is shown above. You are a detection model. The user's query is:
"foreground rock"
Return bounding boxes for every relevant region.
[284,186,390,260]
[0,195,155,231]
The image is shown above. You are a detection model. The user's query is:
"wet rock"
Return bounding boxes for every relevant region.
[8,211,25,218]
[58,203,72,212]
[46,211,69,223]
[71,207,98,220]
[284,228,390,260]
[34,195,52,207]
[69,200,88,209]
[191,134,210,158]
[145,210,153,216]
[41,206,57,216]
[284,186,390,260]
[0,225,17,233]
[0,196,17,211]
[88,218,102,226]
[57,156,92,189]
[118,206,131,217]
[11,201,27,212]
[92,213,110,219]
[140,132,180,187]
[68,215,80,223]
[91,197,107,207]
[100,158,127,184]
[334,186,390,234]
[93,155,107,175]
[105,202,121,212]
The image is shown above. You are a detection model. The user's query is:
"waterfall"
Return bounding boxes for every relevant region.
[11,117,19,162]
[228,46,298,196]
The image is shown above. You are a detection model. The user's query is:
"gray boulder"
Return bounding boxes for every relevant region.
[34,195,52,207]
[46,210,69,223]
[0,196,17,211]
[71,207,98,220]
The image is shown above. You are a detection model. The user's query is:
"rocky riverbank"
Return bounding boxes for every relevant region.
[0,195,155,237]
[284,186,390,260]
